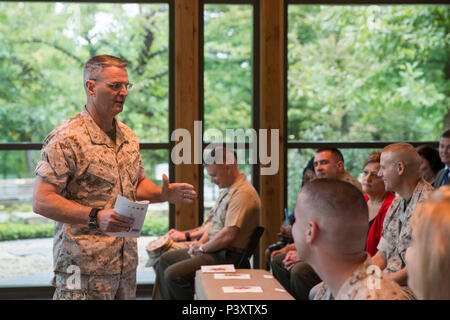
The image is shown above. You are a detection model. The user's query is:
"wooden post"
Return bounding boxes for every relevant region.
[174,0,200,230]
[259,0,285,268]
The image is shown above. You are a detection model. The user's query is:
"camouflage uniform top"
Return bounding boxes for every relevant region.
[377,178,434,273]
[206,174,261,251]
[35,107,145,275]
[314,254,409,300]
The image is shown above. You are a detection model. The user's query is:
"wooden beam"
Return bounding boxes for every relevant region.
[174,0,200,230]
[259,0,286,267]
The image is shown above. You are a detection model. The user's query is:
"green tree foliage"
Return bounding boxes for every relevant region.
[0,2,169,144]
[288,5,449,143]
[204,4,253,136]
[0,2,170,178]
[0,216,167,241]
[287,5,449,211]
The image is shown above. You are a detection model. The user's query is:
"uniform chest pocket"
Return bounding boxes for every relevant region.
[82,163,117,190]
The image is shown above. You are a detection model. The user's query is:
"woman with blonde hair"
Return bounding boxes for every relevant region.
[406,186,450,299]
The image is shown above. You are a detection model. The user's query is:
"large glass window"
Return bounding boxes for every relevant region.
[288,5,449,143]
[0,2,169,143]
[286,4,450,213]
[203,4,253,135]
[0,2,170,287]
[202,3,256,215]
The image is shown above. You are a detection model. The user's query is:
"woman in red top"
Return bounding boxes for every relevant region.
[362,151,395,256]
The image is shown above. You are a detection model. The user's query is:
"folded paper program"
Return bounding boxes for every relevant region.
[107,194,149,238]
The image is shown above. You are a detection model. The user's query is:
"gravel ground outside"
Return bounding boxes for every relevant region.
[0,236,157,286]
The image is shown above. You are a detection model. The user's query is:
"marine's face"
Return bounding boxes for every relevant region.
[89,66,129,118]
[206,164,230,189]
[378,152,400,192]
[314,151,342,179]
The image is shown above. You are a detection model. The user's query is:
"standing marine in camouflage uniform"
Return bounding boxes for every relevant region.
[33,55,197,300]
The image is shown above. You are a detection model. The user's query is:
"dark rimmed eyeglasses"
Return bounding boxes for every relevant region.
[89,79,133,91]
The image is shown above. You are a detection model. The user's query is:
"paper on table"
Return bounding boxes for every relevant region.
[222,286,263,293]
[107,194,149,238]
[214,273,251,280]
[201,264,236,273]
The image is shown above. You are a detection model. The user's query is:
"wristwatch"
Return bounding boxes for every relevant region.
[88,208,101,230]
[198,245,205,254]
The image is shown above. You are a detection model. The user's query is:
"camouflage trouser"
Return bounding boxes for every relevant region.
[52,270,137,300]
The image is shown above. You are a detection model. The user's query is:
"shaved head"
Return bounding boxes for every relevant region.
[381,143,422,175]
[294,179,368,258]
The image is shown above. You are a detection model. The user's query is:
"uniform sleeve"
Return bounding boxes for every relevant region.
[35,140,74,189]
[377,198,398,258]
[136,154,146,182]
[376,236,390,257]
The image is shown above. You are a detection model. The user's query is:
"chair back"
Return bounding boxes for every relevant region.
[236,226,265,268]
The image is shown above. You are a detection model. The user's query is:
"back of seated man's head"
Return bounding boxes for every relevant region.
[313,148,345,179]
[293,179,368,262]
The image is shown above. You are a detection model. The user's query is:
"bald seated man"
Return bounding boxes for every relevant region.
[372,143,434,295]
[292,179,408,300]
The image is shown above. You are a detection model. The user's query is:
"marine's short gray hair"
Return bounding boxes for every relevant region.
[83,55,128,88]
